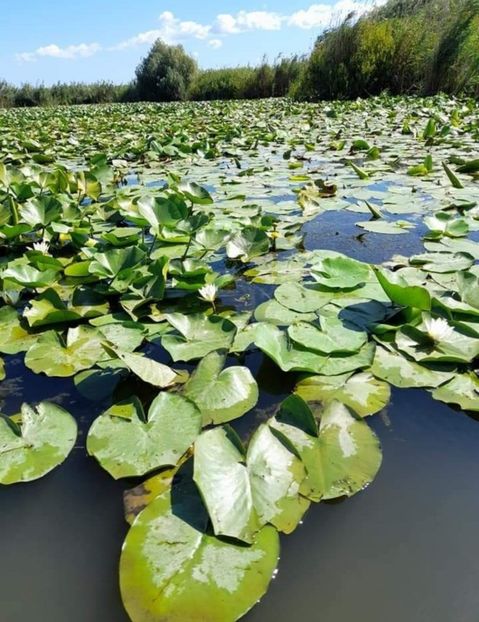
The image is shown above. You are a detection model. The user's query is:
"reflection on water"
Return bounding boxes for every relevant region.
[1,357,479,621]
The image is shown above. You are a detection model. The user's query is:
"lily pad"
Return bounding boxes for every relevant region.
[288,317,368,354]
[183,351,258,425]
[431,373,479,412]
[0,402,77,485]
[162,313,237,361]
[255,324,374,375]
[270,396,382,501]
[374,267,431,310]
[296,371,390,417]
[87,394,202,479]
[120,476,279,622]
[371,345,455,388]
[311,255,371,290]
[193,425,308,542]
[24,326,105,377]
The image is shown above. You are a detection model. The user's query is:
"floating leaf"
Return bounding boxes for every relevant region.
[274,282,330,313]
[0,306,36,354]
[0,402,77,485]
[106,347,184,388]
[120,476,279,622]
[226,227,270,262]
[288,317,367,354]
[25,326,105,377]
[87,394,202,479]
[270,397,382,501]
[374,267,431,310]
[162,313,237,361]
[395,319,479,364]
[371,345,454,388]
[183,351,258,425]
[254,299,317,325]
[296,371,390,417]
[430,373,479,411]
[193,426,308,542]
[311,256,370,290]
[255,324,374,375]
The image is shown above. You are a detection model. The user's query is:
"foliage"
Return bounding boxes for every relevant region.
[293,0,479,100]
[0,54,304,109]
[135,40,198,102]
[189,56,305,102]
[1,95,479,621]
[0,80,133,108]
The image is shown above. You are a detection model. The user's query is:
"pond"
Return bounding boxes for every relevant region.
[0,95,478,621]
[2,329,479,622]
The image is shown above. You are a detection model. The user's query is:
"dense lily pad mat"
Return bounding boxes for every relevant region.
[0,94,479,621]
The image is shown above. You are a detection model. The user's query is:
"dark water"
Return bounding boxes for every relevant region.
[1,189,479,621]
[2,376,479,622]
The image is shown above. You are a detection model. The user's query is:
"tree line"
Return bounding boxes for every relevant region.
[1,0,478,108]
[0,47,305,108]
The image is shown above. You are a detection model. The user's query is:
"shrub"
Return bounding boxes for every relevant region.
[189,67,255,101]
[292,0,479,101]
[135,40,197,102]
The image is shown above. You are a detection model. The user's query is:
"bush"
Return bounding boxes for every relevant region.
[189,67,255,101]
[292,0,479,101]
[135,40,197,102]
[188,56,305,102]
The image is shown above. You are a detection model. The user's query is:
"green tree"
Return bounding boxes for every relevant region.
[135,39,197,102]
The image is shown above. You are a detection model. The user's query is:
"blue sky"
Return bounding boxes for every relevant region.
[1,0,374,85]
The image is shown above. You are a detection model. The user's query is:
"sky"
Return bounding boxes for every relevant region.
[0,0,379,86]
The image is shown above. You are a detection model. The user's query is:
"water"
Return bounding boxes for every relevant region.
[2,379,479,621]
[1,162,478,621]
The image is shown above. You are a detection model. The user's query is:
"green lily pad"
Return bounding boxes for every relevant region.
[311,255,371,290]
[395,318,479,364]
[288,317,367,354]
[274,282,330,313]
[0,306,36,354]
[105,347,184,388]
[270,396,382,501]
[87,393,202,479]
[356,220,414,234]
[0,402,77,485]
[183,351,258,425]
[194,425,308,542]
[24,326,105,377]
[226,227,270,262]
[254,299,317,325]
[374,267,431,310]
[162,313,237,361]
[371,345,455,388]
[296,371,390,417]
[430,373,479,411]
[255,324,374,375]
[409,252,474,273]
[120,476,279,622]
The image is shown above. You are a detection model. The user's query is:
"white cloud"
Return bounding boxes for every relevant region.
[208,39,223,49]
[114,11,211,50]
[214,11,283,34]
[288,1,379,28]
[158,11,211,40]
[112,29,163,50]
[16,42,101,63]
[16,3,387,63]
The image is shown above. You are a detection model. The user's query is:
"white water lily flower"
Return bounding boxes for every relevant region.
[424,316,454,342]
[31,240,50,255]
[198,284,218,303]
